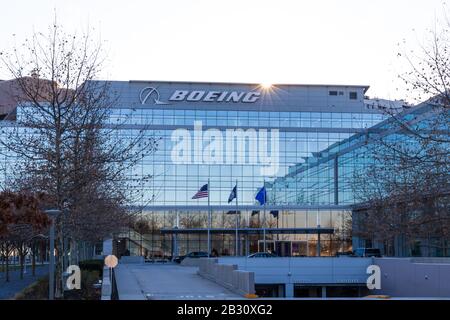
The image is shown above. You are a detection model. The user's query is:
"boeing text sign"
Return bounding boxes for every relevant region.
[140,87,261,105]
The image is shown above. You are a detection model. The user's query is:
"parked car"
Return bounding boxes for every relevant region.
[247,252,278,258]
[335,251,354,257]
[352,248,382,257]
[173,251,209,263]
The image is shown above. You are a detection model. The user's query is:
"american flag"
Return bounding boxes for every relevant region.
[192,183,209,199]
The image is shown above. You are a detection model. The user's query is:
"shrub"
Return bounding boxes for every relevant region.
[14,276,49,300]
[78,259,103,276]
[14,260,104,300]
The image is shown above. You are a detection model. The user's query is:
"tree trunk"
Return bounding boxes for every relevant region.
[75,241,80,264]
[1,244,12,282]
[70,238,78,265]
[31,241,36,276]
[19,246,25,280]
[83,242,86,261]
[5,251,10,282]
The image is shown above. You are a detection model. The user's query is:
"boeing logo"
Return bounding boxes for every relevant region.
[140,87,170,105]
[139,87,261,105]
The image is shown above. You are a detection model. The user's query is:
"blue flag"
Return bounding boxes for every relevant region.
[255,186,267,205]
[228,185,237,203]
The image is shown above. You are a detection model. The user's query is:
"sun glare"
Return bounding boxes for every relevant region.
[260,82,272,89]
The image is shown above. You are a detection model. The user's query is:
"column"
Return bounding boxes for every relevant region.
[285,283,294,298]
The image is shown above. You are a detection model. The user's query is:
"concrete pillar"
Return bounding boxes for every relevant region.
[285,283,294,298]
[317,230,321,257]
[321,286,327,298]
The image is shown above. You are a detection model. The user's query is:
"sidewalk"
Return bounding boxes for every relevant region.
[0,265,48,299]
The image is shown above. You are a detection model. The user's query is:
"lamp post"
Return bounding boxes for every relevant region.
[45,209,61,300]
[61,208,69,297]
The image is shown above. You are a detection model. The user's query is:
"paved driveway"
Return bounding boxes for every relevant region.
[114,263,241,300]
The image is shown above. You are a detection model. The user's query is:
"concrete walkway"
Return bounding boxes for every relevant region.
[114,263,241,300]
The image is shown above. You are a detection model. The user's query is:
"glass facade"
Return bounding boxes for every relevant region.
[110,111,385,207]
[270,101,449,256]
[101,81,393,258]
[269,102,448,207]
[3,81,396,258]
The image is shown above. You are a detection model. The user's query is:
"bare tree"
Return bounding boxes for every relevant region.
[351,14,450,256]
[0,20,159,295]
[352,138,449,255]
[0,240,14,282]
[0,190,50,281]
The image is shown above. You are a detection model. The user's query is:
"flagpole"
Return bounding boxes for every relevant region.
[277,214,279,241]
[274,182,279,242]
[207,178,211,257]
[246,191,249,256]
[263,179,266,252]
[235,180,239,256]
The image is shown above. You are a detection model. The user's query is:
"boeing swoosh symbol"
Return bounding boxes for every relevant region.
[139,87,170,105]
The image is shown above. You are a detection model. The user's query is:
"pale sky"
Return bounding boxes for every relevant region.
[0,0,447,100]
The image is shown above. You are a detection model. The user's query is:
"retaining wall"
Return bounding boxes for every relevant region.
[218,257,372,285]
[180,257,204,267]
[119,256,144,264]
[372,258,450,297]
[101,267,111,300]
[197,258,255,296]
